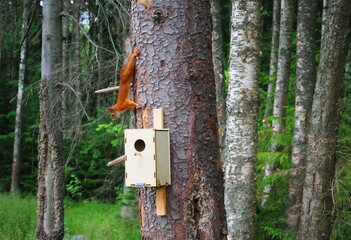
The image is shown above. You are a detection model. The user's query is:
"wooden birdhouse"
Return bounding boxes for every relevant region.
[124,128,171,188]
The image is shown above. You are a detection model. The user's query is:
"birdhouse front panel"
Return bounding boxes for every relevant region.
[155,130,171,186]
[124,129,170,188]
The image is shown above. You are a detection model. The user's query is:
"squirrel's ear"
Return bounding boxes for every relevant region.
[107,107,113,112]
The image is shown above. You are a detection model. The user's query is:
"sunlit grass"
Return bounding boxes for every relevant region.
[0,193,36,240]
[0,193,140,240]
[64,200,140,240]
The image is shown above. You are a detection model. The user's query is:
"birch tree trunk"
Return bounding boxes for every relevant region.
[131,0,225,239]
[285,0,317,232]
[11,0,30,193]
[36,0,65,239]
[263,0,280,120]
[297,1,351,239]
[262,0,294,207]
[211,0,227,157]
[224,1,262,239]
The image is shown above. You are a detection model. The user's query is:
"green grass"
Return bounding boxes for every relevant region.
[0,193,140,240]
[64,200,140,240]
[0,193,36,240]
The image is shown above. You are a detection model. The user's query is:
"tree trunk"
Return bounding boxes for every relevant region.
[131,1,225,239]
[224,1,262,239]
[263,0,280,120]
[11,0,30,193]
[262,0,294,207]
[297,1,351,239]
[62,0,70,121]
[62,0,70,80]
[0,1,3,68]
[211,0,227,158]
[72,0,81,112]
[36,1,65,239]
[285,0,317,232]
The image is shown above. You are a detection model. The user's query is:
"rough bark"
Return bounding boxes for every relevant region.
[211,0,227,160]
[285,0,317,232]
[263,0,280,119]
[297,1,351,239]
[11,0,30,193]
[224,1,262,239]
[131,0,225,239]
[36,1,65,239]
[262,0,294,207]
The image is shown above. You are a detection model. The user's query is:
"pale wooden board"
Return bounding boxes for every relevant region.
[156,187,167,216]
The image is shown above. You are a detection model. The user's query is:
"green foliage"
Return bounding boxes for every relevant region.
[64,114,128,200]
[66,170,83,200]
[95,121,126,147]
[256,107,294,239]
[115,187,138,202]
[331,155,351,240]
[219,0,232,60]
[330,80,351,240]
[115,186,138,209]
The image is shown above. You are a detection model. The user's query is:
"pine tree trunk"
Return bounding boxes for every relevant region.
[131,1,225,239]
[264,0,280,119]
[297,1,351,239]
[36,1,65,239]
[11,0,30,193]
[262,0,294,207]
[285,0,317,232]
[224,1,262,239]
[211,0,227,158]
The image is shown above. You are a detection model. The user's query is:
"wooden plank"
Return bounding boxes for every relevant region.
[140,202,145,227]
[153,108,164,129]
[156,187,167,215]
[153,108,167,215]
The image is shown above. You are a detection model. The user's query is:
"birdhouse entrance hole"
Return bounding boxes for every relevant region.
[134,139,146,152]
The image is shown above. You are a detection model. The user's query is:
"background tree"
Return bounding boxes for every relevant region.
[286,0,318,232]
[211,0,227,159]
[263,0,280,119]
[224,0,262,239]
[298,1,351,239]
[36,0,65,239]
[11,0,31,192]
[262,0,294,206]
[131,0,225,239]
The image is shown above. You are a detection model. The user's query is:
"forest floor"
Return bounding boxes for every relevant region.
[0,193,140,240]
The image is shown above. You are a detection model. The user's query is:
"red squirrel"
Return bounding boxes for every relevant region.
[108,48,140,120]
